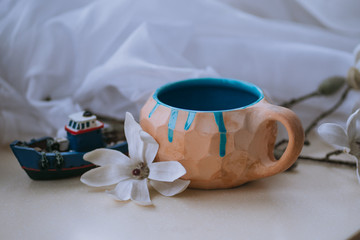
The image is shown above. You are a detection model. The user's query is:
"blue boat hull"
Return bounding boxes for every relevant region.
[10,138,128,180]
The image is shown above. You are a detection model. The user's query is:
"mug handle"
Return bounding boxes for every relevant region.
[248,100,304,179]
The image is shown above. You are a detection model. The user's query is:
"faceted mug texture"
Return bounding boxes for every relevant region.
[140,97,304,189]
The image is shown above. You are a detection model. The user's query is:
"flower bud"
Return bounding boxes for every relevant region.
[317,76,345,95]
[347,67,360,90]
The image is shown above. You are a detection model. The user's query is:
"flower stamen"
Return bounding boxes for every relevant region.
[132,169,141,176]
[132,162,149,179]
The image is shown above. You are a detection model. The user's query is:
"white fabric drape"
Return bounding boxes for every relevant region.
[0,0,359,144]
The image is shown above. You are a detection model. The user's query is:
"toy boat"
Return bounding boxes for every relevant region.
[10,111,128,180]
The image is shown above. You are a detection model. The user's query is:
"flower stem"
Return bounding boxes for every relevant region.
[281,91,320,108]
[298,155,356,167]
[304,86,351,137]
[325,149,344,159]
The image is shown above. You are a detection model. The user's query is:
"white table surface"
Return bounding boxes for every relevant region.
[1,135,360,240]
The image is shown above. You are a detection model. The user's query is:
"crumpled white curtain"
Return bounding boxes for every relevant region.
[0,0,359,144]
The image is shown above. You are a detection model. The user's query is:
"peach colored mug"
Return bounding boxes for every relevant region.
[140,78,304,189]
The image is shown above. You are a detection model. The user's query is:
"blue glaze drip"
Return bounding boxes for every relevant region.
[168,109,178,142]
[168,129,174,143]
[149,103,159,118]
[219,133,226,157]
[184,112,196,130]
[214,112,227,157]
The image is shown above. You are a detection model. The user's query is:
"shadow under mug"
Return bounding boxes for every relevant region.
[140,78,304,189]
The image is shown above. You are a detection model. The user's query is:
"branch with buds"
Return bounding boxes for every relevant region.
[277,66,360,170]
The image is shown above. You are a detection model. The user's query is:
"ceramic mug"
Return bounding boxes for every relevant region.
[140,78,304,189]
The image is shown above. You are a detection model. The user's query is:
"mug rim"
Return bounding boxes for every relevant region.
[152,77,264,112]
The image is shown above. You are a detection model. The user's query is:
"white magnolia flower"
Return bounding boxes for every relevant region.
[318,109,360,155]
[318,108,360,181]
[80,112,190,205]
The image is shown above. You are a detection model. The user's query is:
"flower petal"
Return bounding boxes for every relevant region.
[318,123,350,150]
[131,179,152,206]
[107,179,134,201]
[356,157,360,184]
[140,131,159,165]
[148,161,186,182]
[124,112,144,162]
[83,148,130,166]
[150,179,190,197]
[346,108,360,142]
[80,164,132,187]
